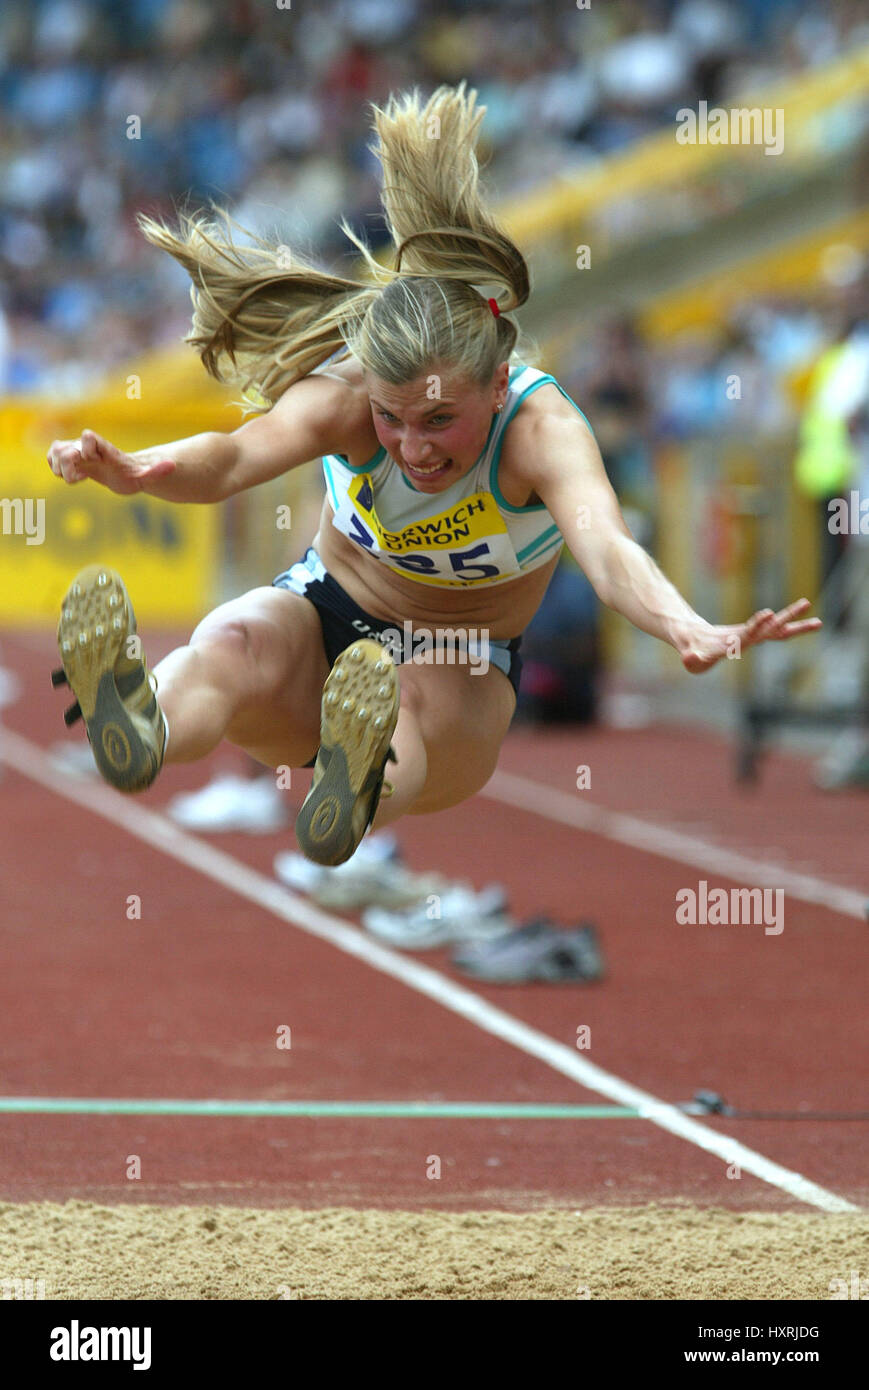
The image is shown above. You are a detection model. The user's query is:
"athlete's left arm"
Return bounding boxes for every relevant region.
[522,411,821,673]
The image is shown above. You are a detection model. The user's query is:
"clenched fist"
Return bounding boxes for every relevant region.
[47,430,176,495]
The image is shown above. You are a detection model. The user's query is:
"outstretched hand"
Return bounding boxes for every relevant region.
[681,599,822,674]
[47,430,176,495]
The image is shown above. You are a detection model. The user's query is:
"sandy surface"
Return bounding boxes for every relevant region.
[1,1201,867,1300]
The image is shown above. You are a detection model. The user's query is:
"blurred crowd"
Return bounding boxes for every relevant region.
[563,279,868,481]
[1,0,867,397]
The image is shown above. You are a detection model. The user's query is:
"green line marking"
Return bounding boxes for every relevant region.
[0,1097,641,1120]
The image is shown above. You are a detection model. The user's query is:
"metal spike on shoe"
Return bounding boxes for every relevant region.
[295,640,400,865]
[55,565,166,793]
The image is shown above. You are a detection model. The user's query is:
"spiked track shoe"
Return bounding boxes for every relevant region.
[295,639,399,866]
[53,565,165,793]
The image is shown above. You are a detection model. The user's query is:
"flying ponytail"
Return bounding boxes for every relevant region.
[137,83,532,407]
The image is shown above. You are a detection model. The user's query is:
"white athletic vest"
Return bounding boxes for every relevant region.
[321,365,591,589]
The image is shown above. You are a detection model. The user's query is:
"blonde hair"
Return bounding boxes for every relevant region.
[137,83,531,410]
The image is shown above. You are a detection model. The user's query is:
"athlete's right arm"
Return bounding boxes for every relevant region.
[47,372,371,503]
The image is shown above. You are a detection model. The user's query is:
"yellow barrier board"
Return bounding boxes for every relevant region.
[0,400,220,626]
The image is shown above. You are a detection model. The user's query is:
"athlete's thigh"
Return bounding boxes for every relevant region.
[191,585,330,763]
[398,659,516,812]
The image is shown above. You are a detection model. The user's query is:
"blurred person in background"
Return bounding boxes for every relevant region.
[513,553,600,726]
[809,284,869,789]
[793,289,868,615]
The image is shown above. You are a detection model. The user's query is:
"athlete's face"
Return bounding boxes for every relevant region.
[365,361,510,493]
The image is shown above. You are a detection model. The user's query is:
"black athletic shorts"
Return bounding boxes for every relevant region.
[273,547,523,697]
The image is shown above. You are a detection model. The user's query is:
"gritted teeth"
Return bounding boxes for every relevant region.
[407,458,451,476]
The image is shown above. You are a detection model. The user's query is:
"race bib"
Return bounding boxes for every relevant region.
[334,474,521,587]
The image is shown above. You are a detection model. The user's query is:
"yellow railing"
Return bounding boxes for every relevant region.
[497,44,869,249]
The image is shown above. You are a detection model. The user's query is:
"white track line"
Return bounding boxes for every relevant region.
[483,770,867,921]
[0,726,859,1213]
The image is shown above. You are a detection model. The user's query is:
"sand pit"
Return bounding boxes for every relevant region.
[1,1201,867,1300]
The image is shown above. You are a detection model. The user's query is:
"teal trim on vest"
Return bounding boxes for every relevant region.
[324,444,387,476]
[543,378,595,434]
[516,524,561,564]
[488,374,556,514]
[322,457,340,511]
[488,372,595,514]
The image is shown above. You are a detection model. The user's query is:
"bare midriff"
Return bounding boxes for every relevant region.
[315,498,560,640]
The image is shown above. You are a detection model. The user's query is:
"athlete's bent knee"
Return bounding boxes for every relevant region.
[191,613,250,650]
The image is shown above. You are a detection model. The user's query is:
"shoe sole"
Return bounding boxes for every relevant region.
[57,566,162,793]
[295,640,399,866]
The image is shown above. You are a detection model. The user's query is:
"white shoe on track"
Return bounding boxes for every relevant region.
[275,832,448,911]
[362,883,513,951]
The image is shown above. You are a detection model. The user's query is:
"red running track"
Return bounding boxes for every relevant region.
[0,629,865,1211]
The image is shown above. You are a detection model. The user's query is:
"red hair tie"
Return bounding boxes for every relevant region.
[487,298,500,318]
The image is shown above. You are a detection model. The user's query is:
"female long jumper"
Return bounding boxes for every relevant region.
[48,85,820,864]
